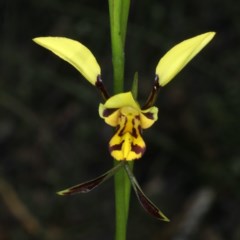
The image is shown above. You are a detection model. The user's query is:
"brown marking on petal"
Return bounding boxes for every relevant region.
[142,112,154,120]
[131,118,135,125]
[131,117,141,138]
[131,144,146,155]
[135,115,141,121]
[118,129,124,137]
[132,127,138,138]
[109,141,124,152]
[115,124,120,132]
[103,108,118,117]
[138,125,142,134]
[118,115,127,137]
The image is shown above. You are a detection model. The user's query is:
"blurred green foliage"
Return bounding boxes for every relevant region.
[0,0,239,239]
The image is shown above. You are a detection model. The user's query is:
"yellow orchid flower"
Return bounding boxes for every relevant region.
[99,92,158,160]
[33,31,215,221]
[33,32,215,161]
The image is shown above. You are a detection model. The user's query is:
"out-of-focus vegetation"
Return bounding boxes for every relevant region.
[0,0,239,239]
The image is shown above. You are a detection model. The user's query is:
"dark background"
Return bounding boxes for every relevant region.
[0,0,239,239]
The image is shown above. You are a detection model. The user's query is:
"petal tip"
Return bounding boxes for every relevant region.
[160,214,170,222]
[56,189,69,196]
[32,37,49,45]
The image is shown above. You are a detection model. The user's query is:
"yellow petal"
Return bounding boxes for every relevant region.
[140,106,158,129]
[156,32,216,86]
[33,37,101,85]
[99,103,120,127]
[109,106,146,161]
[103,92,140,110]
[109,132,146,161]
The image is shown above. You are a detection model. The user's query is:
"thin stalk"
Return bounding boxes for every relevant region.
[108,1,130,240]
[109,0,130,93]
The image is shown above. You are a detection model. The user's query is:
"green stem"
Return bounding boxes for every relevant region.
[108,1,130,240]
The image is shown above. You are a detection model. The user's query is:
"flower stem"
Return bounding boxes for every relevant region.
[108,0,130,240]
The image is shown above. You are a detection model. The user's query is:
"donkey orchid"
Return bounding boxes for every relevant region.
[33,32,215,221]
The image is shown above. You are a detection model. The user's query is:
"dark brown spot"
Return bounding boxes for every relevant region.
[138,125,142,134]
[115,125,120,132]
[132,127,138,138]
[109,141,124,152]
[118,116,127,137]
[142,112,154,120]
[131,144,145,155]
[103,108,118,117]
[132,118,135,125]
[118,128,124,137]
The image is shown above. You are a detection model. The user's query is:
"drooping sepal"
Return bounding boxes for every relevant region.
[134,181,170,221]
[57,162,123,195]
[33,37,101,85]
[156,32,216,86]
[123,162,170,221]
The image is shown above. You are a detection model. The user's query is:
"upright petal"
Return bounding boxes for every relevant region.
[33,37,101,85]
[57,162,123,195]
[156,32,215,86]
[123,162,170,221]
